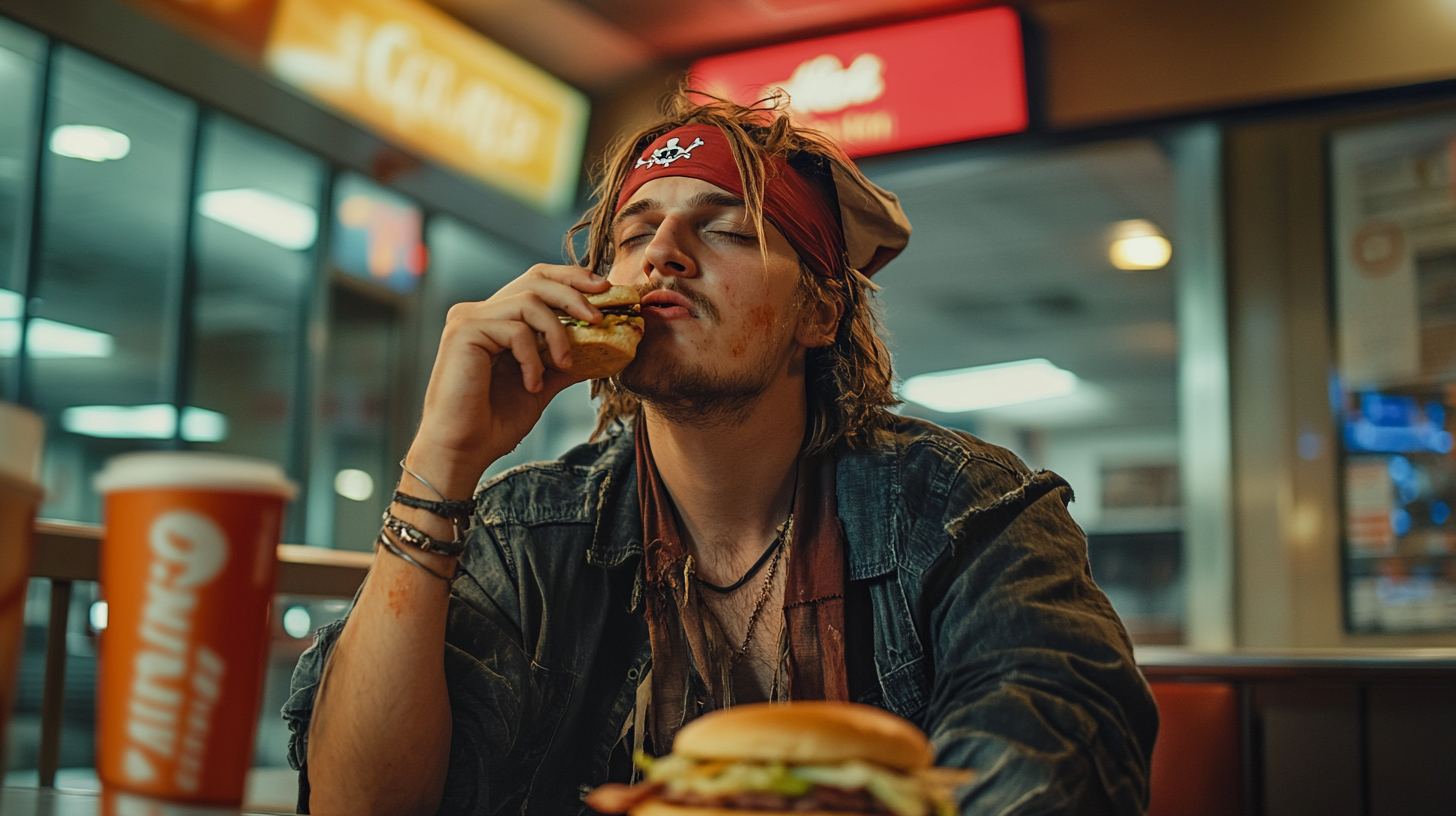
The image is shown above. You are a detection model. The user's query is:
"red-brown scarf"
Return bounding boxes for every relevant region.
[636,415,848,752]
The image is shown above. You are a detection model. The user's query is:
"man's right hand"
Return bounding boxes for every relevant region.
[404,264,612,499]
[305,264,611,816]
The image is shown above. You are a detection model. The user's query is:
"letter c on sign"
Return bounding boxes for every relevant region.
[149,511,227,589]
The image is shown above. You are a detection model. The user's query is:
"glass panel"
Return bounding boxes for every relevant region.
[863,139,1184,644]
[0,18,45,399]
[1331,113,1456,633]
[306,283,398,551]
[188,115,322,471]
[27,46,195,523]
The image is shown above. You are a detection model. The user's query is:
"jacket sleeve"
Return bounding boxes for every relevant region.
[282,526,565,816]
[920,470,1158,816]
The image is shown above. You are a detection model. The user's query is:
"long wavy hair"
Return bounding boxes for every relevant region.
[569,89,899,455]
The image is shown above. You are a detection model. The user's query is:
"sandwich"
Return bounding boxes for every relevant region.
[585,702,973,816]
[544,285,644,380]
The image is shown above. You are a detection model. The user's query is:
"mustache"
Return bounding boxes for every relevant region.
[634,279,719,321]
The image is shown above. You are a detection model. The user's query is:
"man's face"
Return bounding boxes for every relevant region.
[607,175,809,421]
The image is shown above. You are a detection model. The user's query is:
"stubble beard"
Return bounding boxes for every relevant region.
[618,341,782,428]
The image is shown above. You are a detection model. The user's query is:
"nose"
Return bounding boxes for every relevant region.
[642,218,698,280]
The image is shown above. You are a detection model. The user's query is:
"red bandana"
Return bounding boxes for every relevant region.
[615,124,847,278]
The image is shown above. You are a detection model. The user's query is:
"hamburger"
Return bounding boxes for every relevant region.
[543,285,644,380]
[585,702,973,816]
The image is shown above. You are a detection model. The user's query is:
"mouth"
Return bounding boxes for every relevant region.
[640,289,698,320]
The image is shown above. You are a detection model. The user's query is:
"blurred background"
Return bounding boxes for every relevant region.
[2,0,1456,811]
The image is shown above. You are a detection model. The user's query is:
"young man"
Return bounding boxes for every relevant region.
[285,94,1158,816]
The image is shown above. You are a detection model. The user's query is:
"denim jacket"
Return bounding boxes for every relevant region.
[285,417,1157,815]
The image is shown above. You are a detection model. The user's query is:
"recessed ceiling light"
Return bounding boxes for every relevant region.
[334,468,375,502]
[1109,219,1171,270]
[282,606,312,639]
[199,188,318,250]
[60,404,227,441]
[50,124,131,162]
[900,358,1079,413]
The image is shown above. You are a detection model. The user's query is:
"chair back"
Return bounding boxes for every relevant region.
[1146,680,1243,816]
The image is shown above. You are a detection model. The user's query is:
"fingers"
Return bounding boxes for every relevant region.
[532,277,602,324]
[441,265,609,394]
[520,264,610,320]
[501,321,549,393]
[517,296,573,371]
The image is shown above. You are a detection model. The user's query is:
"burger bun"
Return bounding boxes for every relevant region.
[543,286,643,381]
[672,702,933,773]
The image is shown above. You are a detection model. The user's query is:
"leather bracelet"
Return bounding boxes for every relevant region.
[382,509,467,559]
[392,490,475,522]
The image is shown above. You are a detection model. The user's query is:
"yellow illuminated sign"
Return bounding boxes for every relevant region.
[265,0,589,212]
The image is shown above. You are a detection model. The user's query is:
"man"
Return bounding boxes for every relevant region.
[285,92,1158,816]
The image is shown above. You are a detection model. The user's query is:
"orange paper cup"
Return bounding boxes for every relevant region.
[94,453,295,806]
[0,401,44,763]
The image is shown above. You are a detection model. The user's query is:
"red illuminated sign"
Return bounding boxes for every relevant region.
[691,7,1028,157]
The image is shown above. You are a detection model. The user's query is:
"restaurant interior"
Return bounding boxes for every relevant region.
[1,0,1455,814]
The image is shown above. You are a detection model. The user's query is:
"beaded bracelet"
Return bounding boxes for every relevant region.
[382,509,467,559]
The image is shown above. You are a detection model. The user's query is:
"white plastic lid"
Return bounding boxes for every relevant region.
[0,401,44,488]
[94,451,297,499]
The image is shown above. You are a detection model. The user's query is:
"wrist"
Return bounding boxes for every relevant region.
[400,445,493,501]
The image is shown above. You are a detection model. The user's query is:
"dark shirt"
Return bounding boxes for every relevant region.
[284,417,1158,815]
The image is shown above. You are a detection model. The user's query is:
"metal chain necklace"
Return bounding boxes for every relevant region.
[731,513,792,666]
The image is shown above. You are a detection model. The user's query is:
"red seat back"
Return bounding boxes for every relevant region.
[1146,681,1243,816]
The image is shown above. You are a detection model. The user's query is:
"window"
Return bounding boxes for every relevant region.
[28,47,196,524]
[0,20,45,399]
[863,138,1189,643]
[188,115,323,471]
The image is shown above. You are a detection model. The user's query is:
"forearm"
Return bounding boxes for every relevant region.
[306,531,458,815]
[928,486,1155,815]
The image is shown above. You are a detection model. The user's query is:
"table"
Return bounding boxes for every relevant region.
[0,788,289,816]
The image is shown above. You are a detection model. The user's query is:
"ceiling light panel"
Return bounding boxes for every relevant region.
[900,358,1079,413]
[199,188,319,250]
[50,124,131,162]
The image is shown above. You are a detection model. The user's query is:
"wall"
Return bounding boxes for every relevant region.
[1036,0,1456,127]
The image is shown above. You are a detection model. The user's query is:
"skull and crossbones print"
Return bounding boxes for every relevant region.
[636,137,706,169]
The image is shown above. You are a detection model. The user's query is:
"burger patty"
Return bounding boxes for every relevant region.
[659,784,891,813]
[557,313,644,330]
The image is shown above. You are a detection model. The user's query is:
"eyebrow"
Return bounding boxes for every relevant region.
[613,190,746,227]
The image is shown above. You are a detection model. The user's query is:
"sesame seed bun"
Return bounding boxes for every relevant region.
[671,702,934,773]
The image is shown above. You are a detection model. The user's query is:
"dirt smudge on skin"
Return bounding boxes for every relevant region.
[381,572,408,618]
[746,304,775,330]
